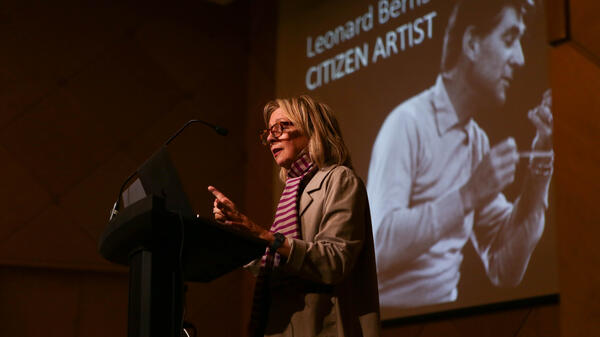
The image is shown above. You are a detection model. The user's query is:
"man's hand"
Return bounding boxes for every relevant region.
[460,138,519,212]
[208,186,271,241]
[528,89,553,151]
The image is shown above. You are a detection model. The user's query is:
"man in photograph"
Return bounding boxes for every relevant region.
[367,0,553,309]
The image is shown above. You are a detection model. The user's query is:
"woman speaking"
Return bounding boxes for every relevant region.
[209,95,380,337]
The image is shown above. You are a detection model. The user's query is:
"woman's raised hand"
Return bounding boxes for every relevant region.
[208,186,270,241]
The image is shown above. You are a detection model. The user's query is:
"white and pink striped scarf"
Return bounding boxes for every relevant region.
[263,152,315,266]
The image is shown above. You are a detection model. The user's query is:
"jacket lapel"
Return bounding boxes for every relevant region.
[299,166,336,217]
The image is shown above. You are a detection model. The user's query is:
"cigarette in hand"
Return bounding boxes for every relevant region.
[518,151,554,159]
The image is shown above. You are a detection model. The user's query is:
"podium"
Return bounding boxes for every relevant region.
[99,195,267,337]
[98,147,267,337]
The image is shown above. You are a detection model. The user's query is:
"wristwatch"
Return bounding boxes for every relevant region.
[269,232,286,252]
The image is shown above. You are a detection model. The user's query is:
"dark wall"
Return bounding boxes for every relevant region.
[552,1,600,336]
[0,1,275,336]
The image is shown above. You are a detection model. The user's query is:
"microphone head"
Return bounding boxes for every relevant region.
[215,127,229,136]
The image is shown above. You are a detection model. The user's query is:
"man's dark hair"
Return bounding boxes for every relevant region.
[440,0,535,72]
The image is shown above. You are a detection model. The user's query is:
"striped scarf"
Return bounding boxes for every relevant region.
[263,152,315,266]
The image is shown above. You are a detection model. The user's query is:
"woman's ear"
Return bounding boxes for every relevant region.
[462,25,480,62]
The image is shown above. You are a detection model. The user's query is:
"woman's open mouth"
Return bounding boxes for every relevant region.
[272,147,283,157]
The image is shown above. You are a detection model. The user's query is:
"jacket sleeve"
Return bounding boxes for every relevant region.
[243,257,262,277]
[283,167,367,285]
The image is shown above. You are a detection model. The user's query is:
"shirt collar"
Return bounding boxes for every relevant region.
[432,74,467,136]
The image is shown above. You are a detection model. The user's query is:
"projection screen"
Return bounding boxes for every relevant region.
[275,0,558,320]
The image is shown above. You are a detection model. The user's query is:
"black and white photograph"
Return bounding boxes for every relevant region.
[276,0,558,320]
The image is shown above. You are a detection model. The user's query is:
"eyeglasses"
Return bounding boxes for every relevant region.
[259,121,293,145]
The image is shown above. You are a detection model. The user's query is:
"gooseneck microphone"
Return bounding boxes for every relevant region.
[109,119,228,221]
[165,119,228,145]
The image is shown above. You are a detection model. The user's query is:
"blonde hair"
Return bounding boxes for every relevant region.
[263,95,352,180]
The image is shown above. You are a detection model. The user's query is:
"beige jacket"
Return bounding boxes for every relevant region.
[264,165,380,337]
